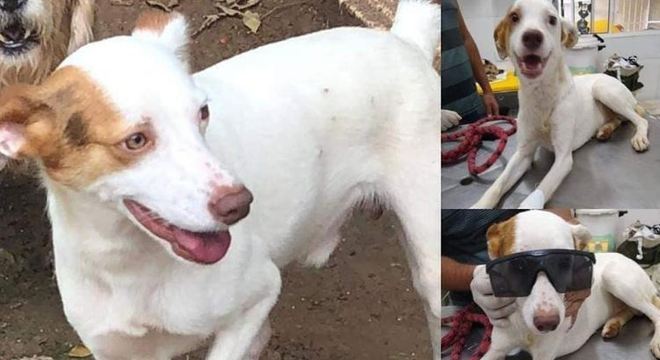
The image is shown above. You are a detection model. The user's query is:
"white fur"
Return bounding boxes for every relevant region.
[472,0,649,209]
[483,211,660,360]
[391,0,441,62]
[46,1,441,359]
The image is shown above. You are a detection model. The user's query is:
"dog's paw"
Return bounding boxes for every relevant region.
[631,133,650,152]
[650,336,660,358]
[596,126,614,141]
[601,320,622,339]
[518,189,545,209]
[471,200,494,209]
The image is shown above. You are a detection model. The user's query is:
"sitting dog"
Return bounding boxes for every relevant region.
[0,1,440,359]
[483,211,660,359]
[472,0,649,209]
[0,0,94,87]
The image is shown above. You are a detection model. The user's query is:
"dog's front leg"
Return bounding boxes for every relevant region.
[522,149,573,208]
[206,293,278,360]
[472,141,538,209]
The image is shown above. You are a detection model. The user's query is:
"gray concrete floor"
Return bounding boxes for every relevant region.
[441,306,657,359]
[442,114,660,209]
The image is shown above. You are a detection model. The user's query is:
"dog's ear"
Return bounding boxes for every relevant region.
[561,18,578,49]
[486,217,516,259]
[132,10,190,70]
[570,224,591,251]
[494,15,512,60]
[0,85,55,166]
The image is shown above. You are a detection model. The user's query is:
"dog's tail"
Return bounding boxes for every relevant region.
[390,0,441,64]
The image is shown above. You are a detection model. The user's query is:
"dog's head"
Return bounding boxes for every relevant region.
[0,0,94,85]
[0,10,252,265]
[494,0,578,80]
[487,211,591,334]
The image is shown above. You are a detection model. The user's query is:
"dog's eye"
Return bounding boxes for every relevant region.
[511,12,520,23]
[124,132,149,151]
[549,16,557,26]
[200,105,210,122]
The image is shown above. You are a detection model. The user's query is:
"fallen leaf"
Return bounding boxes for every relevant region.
[68,344,92,358]
[236,0,261,10]
[145,0,178,12]
[110,0,134,5]
[215,3,242,16]
[242,10,261,33]
[192,14,227,38]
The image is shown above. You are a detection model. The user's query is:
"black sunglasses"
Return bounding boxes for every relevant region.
[486,249,596,297]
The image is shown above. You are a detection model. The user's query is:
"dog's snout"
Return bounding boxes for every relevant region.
[208,185,253,225]
[0,0,26,12]
[522,30,544,50]
[533,309,560,332]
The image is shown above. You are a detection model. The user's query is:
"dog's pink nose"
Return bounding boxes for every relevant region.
[533,309,560,332]
[523,30,544,50]
[208,185,253,225]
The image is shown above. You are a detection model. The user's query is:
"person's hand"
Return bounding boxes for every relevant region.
[482,92,500,116]
[470,265,516,326]
[441,109,461,132]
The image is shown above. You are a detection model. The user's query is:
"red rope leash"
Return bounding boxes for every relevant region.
[441,115,517,175]
[441,304,493,360]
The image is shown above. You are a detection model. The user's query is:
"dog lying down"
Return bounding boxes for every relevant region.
[0,1,440,359]
[482,211,660,359]
[472,0,650,209]
[0,0,94,87]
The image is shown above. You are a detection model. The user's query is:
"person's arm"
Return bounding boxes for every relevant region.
[455,5,500,116]
[441,256,476,291]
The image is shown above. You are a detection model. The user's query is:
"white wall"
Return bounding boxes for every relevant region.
[459,0,660,100]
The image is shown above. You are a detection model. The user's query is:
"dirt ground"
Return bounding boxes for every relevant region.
[0,1,431,359]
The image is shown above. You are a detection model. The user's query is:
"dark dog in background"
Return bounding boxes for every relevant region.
[0,0,94,87]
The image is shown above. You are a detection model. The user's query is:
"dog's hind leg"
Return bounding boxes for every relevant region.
[596,112,623,142]
[601,256,660,357]
[382,140,441,359]
[592,79,649,151]
[601,297,636,338]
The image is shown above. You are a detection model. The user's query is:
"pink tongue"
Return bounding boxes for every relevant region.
[523,57,542,71]
[173,229,231,264]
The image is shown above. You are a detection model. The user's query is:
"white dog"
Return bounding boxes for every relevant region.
[0,1,440,359]
[481,211,660,359]
[472,0,649,209]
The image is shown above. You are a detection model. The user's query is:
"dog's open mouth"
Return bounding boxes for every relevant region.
[517,54,547,79]
[0,22,38,55]
[124,200,231,265]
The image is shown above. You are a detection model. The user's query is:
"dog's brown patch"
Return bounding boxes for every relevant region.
[135,9,179,34]
[487,216,517,259]
[564,288,591,329]
[494,6,518,60]
[0,66,146,188]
